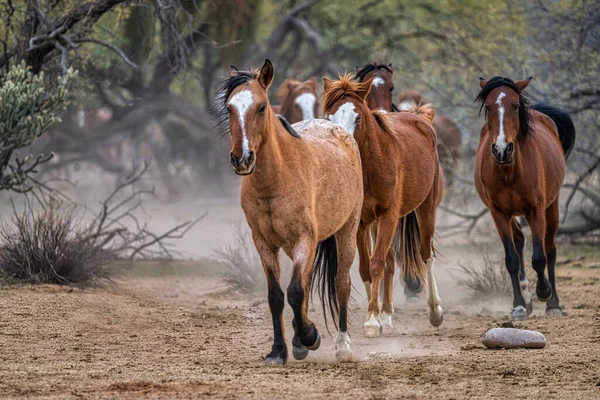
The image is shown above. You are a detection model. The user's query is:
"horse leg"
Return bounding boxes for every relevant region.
[357,222,372,301]
[490,209,528,319]
[334,217,359,362]
[544,200,562,317]
[380,248,395,336]
[526,208,552,302]
[252,233,287,365]
[287,237,320,358]
[364,212,398,338]
[512,218,533,315]
[415,201,443,327]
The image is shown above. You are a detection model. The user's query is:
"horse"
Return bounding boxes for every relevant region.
[474,76,575,320]
[214,60,363,364]
[322,74,444,337]
[271,77,319,124]
[353,63,443,303]
[353,63,464,173]
[397,90,463,171]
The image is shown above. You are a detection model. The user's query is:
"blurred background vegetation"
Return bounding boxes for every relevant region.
[0,0,599,236]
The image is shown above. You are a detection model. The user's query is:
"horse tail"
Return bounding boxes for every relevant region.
[311,235,338,331]
[531,104,576,159]
[397,100,436,124]
[392,212,426,287]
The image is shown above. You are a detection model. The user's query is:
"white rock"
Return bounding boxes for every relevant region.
[482,328,547,349]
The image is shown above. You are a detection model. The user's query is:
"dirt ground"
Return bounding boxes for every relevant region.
[1,240,599,399]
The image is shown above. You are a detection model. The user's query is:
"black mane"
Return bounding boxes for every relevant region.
[354,63,393,82]
[212,71,254,136]
[475,76,533,141]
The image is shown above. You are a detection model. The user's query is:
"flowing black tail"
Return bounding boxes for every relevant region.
[531,104,576,159]
[311,235,338,331]
[392,211,426,285]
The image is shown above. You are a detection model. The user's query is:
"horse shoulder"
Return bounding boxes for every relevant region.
[390,113,436,149]
[532,110,560,141]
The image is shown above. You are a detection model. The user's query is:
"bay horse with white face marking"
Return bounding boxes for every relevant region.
[214,60,363,364]
[323,75,445,337]
[354,63,463,174]
[272,78,319,124]
[474,76,575,320]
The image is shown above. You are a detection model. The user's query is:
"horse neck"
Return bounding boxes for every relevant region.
[354,110,387,180]
[245,111,288,191]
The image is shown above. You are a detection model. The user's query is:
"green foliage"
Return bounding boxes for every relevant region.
[0,63,77,192]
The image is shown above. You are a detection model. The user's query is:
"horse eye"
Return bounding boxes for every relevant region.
[258,104,267,114]
[485,105,491,112]
[514,104,519,110]
[355,116,361,125]
[227,106,233,114]
[390,86,395,93]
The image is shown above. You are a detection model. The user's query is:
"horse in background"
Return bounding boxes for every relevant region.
[474,76,575,320]
[323,75,444,338]
[270,77,319,124]
[214,60,363,364]
[398,90,463,171]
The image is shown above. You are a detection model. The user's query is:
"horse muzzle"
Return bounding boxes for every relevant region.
[230,151,255,175]
[491,142,514,165]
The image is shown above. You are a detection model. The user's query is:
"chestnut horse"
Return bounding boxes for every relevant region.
[323,75,444,337]
[354,63,463,172]
[398,90,463,170]
[214,60,363,364]
[474,76,575,320]
[353,64,442,303]
[270,78,319,124]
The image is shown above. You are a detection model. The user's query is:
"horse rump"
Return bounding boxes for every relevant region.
[393,211,426,287]
[311,235,339,331]
[531,104,576,159]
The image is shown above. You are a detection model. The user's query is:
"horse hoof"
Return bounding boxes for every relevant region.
[364,314,381,338]
[292,335,309,360]
[546,308,563,318]
[510,305,528,321]
[428,305,444,327]
[380,312,393,336]
[305,333,321,351]
[335,331,353,362]
[335,348,353,363]
[264,356,286,366]
[536,281,552,301]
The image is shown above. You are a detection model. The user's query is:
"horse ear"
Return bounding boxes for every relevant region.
[388,63,394,73]
[358,75,374,100]
[515,77,532,91]
[228,64,239,77]
[355,65,360,71]
[258,59,274,89]
[304,77,317,91]
[323,77,333,93]
[479,77,488,89]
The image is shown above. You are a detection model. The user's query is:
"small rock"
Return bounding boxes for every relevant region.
[482,328,546,349]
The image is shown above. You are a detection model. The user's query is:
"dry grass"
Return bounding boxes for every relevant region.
[211,222,264,293]
[0,199,115,287]
[450,249,511,299]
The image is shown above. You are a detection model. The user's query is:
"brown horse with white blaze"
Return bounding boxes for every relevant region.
[474,76,575,320]
[273,78,319,124]
[214,60,363,364]
[323,75,444,337]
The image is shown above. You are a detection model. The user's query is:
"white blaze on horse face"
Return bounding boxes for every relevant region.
[495,91,507,152]
[295,92,317,121]
[372,76,384,87]
[228,90,254,158]
[328,102,358,135]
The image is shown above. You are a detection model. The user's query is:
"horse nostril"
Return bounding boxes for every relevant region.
[247,151,255,165]
[491,143,498,156]
[230,152,238,167]
[506,142,514,155]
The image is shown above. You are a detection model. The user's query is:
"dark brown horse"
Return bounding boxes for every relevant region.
[323,75,444,337]
[271,78,319,124]
[474,76,575,320]
[214,60,363,363]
